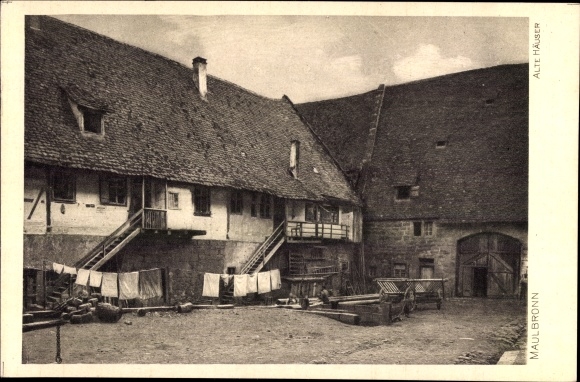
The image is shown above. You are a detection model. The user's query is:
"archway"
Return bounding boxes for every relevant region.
[456,232,521,297]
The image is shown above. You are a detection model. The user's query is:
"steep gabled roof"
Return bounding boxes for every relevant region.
[297,64,529,222]
[24,16,359,205]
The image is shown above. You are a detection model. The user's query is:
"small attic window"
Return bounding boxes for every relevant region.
[485,98,495,105]
[82,108,104,134]
[395,186,411,200]
[63,85,107,136]
[436,141,447,148]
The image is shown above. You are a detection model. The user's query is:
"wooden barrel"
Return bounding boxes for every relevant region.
[177,303,194,313]
[95,303,123,323]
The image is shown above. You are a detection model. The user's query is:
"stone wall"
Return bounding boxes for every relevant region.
[24,234,107,269]
[117,234,264,304]
[363,220,528,296]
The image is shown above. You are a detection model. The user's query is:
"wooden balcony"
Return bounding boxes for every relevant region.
[142,208,167,230]
[286,221,349,242]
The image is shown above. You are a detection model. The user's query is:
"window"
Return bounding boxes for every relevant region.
[395,186,411,200]
[168,192,179,209]
[424,221,434,236]
[413,221,434,237]
[193,186,211,216]
[259,193,271,219]
[413,222,422,236]
[230,190,243,214]
[100,176,127,206]
[393,263,407,278]
[305,203,339,223]
[82,108,104,134]
[250,192,272,219]
[52,170,76,202]
[436,140,447,148]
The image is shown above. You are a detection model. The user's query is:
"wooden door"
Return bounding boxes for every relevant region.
[457,233,521,297]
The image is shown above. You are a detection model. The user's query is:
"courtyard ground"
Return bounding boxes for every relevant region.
[22,298,526,365]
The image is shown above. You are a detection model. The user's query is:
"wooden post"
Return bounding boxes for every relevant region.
[163,268,170,304]
[42,259,47,309]
[45,167,52,230]
[141,176,145,210]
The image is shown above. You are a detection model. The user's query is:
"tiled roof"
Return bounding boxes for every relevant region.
[24,16,359,205]
[297,64,529,222]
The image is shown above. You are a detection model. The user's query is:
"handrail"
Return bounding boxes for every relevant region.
[240,221,285,274]
[74,208,143,269]
[45,209,143,305]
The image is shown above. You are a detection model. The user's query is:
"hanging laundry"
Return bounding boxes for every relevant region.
[220,274,233,286]
[270,269,281,291]
[119,272,140,300]
[63,265,77,275]
[139,269,163,299]
[257,271,271,294]
[247,273,258,294]
[52,263,64,274]
[75,268,90,286]
[101,272,119,298]
[89,270,103,288]
[202,273,220,298]
[233,274,248,297]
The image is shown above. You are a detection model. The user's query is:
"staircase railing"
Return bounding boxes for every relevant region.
[74,208,143,269]
[45,209,144,302]
[240,222,285,274]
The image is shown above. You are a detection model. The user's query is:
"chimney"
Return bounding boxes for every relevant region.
[289,140,300,178]
[192,57,208,100]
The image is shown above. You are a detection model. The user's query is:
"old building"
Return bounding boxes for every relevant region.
[24,16,362,306]
[297,64,528,297]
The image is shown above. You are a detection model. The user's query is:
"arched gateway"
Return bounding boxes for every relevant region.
[456,233,522,297]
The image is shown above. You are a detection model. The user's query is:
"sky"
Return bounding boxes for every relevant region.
[55,15,529,104]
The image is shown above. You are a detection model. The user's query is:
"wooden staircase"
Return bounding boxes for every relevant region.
[45,209,144,306]
[239,222,285,275]
[221,222,286,303]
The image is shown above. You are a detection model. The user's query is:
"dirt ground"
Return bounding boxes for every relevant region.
[22,298,526,365]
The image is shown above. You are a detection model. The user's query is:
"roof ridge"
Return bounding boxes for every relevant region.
[46,16,283,103]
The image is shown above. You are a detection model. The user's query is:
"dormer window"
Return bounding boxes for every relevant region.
[395,186,411,200]
[62,84,108,137]
[81,107,104,134]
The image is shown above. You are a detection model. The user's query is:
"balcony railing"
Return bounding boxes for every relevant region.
[143,208,167,230]
[286,221,349,241]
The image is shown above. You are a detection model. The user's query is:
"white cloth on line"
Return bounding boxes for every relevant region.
[220,274,233,286]
[247,273,258,294]
[75,268,90,286]
[257,271,271,294]
[53,263,64,274]
[63,265,77,275]
[139,269,163,299]
[119,272,140,300]
[202,273,220,298]
[234,274,248,297]
[89,270,103,288]
[101,272,118,298]
[270,269,281,291]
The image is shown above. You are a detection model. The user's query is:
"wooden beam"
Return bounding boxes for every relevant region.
[27,187,45,220]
